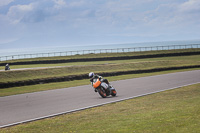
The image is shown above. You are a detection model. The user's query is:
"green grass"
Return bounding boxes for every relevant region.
[1,54,200,70]
[1,83,199,133]
[1,55,200,83]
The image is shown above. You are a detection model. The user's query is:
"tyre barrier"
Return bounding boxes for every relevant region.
[0,65,200,89]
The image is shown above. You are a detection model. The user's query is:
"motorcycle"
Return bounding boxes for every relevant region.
[92,78,117,98]
[5,65,10,71]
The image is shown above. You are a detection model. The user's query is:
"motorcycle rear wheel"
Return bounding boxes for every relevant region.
[111,89,117,96]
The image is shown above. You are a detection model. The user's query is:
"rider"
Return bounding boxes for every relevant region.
[5,64,10,71]
[89,72,110,92]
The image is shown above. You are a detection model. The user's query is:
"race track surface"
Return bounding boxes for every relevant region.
[0,70,200,128]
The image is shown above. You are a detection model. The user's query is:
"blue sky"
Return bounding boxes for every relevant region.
[0,0,200,49]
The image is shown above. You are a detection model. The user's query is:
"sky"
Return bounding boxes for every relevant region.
[0,0,200,49]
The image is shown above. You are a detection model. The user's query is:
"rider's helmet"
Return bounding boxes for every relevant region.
[89,72,94,79]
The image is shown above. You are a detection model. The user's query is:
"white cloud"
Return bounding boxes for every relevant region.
[0,0,200,48]
[68,1,86,7]
[53,0,65,5]
[0,13,24,45]
[5,1,58,24]
[0,0,14,7]
[170,0,200,26]
[7,3,35,24]
[53,0,66,9]
[178,0,200,13]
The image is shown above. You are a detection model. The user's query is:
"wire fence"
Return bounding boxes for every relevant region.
[0,44,199,62]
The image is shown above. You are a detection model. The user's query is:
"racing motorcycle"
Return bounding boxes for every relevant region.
[5,64,10,71]
[92,78,117,98]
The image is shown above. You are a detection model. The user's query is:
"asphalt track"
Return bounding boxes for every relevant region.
[0,70,200,128]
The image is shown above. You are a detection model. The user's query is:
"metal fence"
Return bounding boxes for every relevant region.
[0,44,199,62]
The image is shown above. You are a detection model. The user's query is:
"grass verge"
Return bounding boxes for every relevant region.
[1,55,200,83]
[1,83,199,133]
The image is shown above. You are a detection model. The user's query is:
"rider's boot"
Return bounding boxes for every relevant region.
[94,88,97,92]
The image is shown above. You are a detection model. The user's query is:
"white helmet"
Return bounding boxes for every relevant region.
[89,72,94,78]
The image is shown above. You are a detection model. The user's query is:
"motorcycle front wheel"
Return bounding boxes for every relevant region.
[98,87,107,98]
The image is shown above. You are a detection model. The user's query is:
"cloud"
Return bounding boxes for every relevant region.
[4,0,86,24]
[0,38,19,45]
[0,13,24,45]
[7,3,35,24]
[0,0,14,7]
[178,0,200,13]
[3,0,200,26]
[53,0,66,9]
[5,1,59,24]
[177,0,200,24]
[0,0,200,48]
